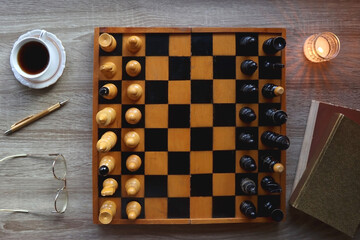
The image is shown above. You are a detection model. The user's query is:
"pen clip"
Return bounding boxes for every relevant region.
[11,115,34,128]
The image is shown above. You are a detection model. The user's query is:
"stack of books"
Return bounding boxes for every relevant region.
[290,100,360,238]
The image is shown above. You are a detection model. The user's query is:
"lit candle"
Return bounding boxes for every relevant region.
[303,32,340,63]
[315,36,330,58]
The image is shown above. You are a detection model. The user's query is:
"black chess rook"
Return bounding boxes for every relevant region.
[263,201,284,222]
[262,36,286,55]
[261,176,282,193]
[239,107,256,123]
[240,155,257,171]
[240,200,257,219]
[241,60,258,75]
[265,108,288,125]
[261,131,290,150]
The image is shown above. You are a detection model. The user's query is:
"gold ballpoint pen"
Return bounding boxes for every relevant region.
[4,100,69,135]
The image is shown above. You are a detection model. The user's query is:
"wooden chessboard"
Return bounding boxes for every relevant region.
[92,27,287,224]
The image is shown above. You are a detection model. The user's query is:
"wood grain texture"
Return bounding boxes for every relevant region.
[0,0,359,239]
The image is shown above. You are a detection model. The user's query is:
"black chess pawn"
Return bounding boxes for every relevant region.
[241,178,257,195]
[241,60,258,75]
[239,84,258,96]
[238,132,255,145]
[262,37,286,55]
[263,201,284,222]
[264,61,285,70]
[98,165,109,176]
[99,83,118,100]
[240,200,257,219]
[261,131,290,150]
[262,83,284,98]
[99,86,109,96]
[240,155,257,171]
[261,176,282,193]
[239,107,256,123]
[239,36,257,48]
[265,108,288,125]
[261,155,284,173]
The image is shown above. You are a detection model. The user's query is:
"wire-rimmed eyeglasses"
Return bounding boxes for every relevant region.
[0,153,68,214]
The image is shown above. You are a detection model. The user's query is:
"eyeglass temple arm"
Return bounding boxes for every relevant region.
[0,154,28,162]
[0,209,29,213]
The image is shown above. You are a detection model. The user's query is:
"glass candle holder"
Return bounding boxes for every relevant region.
[303,32,340,63]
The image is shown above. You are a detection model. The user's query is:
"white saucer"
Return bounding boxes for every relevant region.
[10,29,66,89]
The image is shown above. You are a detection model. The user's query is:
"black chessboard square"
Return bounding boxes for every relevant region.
[190,174,212,196]
[145,175,168,197]
[169,57,191,80]
[213,56,236,79]
[98,80,122,104]
[98,175,122,197]
[168,198,190,218]
[168,105,190,128]
[236,33,258,56]
[257,195,281,218]
[145,128,168,151]
[121,198,145,219]
[121,104,145,128]
[145,81,168,104]
[236,80,259,103]
[121,152,145,174]
[258,103,282,126]
[191,80,213,103]
[258,150,281,172]
[213,150,235,173]
[236,127,258,150]
[235,173,258,195]
[146,33,169,56]
[191,128,213,151]
[191,33,212,56]
[212,196,235,218]
[122,57,145,80]
[99,33,122,56]
[258,56,282,79]
[213,104,236,126]
[168,152,190,175]
[98,128,121,151]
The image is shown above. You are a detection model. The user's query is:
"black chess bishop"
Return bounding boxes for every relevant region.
[261,131,290,150]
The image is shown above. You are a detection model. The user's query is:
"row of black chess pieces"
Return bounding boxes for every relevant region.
[240,35,286,55]
[240,197,284,222]
[239,152,284,221]
[240,36,286,75]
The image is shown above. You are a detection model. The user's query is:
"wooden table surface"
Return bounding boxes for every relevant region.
[0,0,359,239]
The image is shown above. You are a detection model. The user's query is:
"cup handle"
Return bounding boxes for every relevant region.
[39,30,47,41]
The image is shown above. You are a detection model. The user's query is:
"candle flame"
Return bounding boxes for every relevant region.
[317,47,324,53]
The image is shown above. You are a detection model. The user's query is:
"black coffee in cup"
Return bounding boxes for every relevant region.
[18,41,49,74]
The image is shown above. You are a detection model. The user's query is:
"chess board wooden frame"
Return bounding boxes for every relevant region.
[92,27,286,224]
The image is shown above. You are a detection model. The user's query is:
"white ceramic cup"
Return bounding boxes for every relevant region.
[10,30,54,81]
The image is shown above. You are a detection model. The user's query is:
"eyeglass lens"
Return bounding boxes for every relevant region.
[53,155,67,180]
[55,187,68,213]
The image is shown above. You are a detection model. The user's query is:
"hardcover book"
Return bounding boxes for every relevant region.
[290,113,360,237]
[293,100,360,190]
